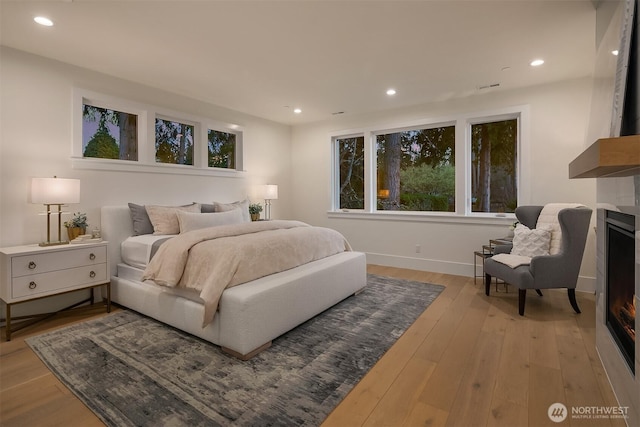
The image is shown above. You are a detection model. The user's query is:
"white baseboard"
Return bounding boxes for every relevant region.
[365,252,597,293]
[365,252,473,277]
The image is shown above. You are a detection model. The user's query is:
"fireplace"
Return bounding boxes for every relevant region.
[605,211,636,374]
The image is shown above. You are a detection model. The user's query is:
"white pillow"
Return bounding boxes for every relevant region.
[145,204,201,235]
[213,199,250,222]
[510,224,551,257]
[177,209,244,233]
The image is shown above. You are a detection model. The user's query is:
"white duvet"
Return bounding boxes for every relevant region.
[142,220,351,326]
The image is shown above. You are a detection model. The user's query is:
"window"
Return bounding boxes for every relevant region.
[73,89,244,177]
[337,136,365,209]
[155,118,194,165]
[376,126,455,212]
[470,119,518,213]
[208,129,236,169]
[82,104,138,161]
[331,108,523,217]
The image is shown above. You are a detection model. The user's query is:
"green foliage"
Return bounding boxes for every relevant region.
[400,164,455,198]
[208,130,236,168]
[64,212,88,229]
[379,164,455,211]
[338,137,365,209]
[83,129,119,159]
[249,203,263,214]
[399,193,450,211]
[155,119,194,165]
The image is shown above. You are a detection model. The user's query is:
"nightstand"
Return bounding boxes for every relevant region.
[0,241,110,340]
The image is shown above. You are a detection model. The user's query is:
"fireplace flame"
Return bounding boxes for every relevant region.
[618,295,636,341]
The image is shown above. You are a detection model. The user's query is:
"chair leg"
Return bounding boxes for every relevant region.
[535,289,543,296]
[485,274,491,296]
[518,289,526,316]
[568,289,581,314]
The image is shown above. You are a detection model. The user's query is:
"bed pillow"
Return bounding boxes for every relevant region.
[213,199,251,222]
[510,224,552,257]
[128,203,155,236]
[146,203,201,235]
[200,203,216,213]
[177,209,245,233]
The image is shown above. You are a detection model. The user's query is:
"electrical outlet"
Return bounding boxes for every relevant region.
[415,244,421,253]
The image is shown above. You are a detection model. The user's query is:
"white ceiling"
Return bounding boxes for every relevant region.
[0,0,597,125]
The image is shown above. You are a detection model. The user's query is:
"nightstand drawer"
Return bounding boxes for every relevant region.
[11,246,107,278]
[12,263,108,299]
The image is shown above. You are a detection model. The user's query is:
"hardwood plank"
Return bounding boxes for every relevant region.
[418,305,488,412]
[487,397,528,427]
[491,313,530,407]
[445,330,504,427]
[1,373,102,427]
[402,402,449,427]
[363,357,437,426]
[528,363,567,427]
[0,266,625,427]
[529,317,561,371]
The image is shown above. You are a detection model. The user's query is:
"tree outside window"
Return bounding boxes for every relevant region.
[376,126,455,212]
[471,119,518,213]
[337,136,365,209]
[208,129,236,169]
[82,104,138,161]
[155,118,194,165]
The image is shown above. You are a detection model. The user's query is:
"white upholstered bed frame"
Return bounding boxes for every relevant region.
[101,206,367,359]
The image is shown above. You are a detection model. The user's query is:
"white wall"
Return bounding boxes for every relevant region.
[291,77,598,290]
[0,47,292,315]
[0,47,292,248]
[0,45,599,321]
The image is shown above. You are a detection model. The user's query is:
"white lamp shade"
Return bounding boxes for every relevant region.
[261,184,278,200]
[31,177,80,204]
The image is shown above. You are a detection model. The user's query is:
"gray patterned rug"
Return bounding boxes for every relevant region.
[27,274,443,427]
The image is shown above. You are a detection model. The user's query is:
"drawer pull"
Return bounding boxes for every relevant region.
[29,281,37,290]
[90,271,96,278]
[89,253,96,260]
[28,261,37,270]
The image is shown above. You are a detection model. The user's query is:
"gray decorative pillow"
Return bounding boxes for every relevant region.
[213,199,250,222]
[200,203,216,213]
[144,204,201,235]
[128,203,154,236]
[177,209,244,233]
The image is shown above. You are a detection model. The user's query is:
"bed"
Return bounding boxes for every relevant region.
[100,205,367,359]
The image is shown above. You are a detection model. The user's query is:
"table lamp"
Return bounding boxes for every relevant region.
[31,176,80,246]
[260,184,278,220]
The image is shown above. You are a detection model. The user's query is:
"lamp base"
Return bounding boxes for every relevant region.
[39,240,69,247]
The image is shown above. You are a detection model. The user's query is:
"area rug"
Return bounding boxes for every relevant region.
[27,274,443,427]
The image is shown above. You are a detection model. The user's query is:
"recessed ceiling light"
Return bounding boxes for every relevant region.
[386,89,396,96]
[530,59,544,67]
[293,108,302,114]
[34,16,54,26]
[612,50,619,56]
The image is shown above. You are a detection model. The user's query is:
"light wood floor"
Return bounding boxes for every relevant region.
[0,265,625,427]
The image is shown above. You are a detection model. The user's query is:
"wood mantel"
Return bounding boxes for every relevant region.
[569,135,640,178]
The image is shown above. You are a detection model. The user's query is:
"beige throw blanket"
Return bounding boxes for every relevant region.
[142,220,351,326]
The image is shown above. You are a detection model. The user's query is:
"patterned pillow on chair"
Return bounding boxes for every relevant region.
[510,223,551,257]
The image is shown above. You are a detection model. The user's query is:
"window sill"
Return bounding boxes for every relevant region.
[71,157,246,178]
[327,210,515,225]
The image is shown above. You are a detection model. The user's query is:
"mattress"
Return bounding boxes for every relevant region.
[121,234,174,269]
[117,262,204,303]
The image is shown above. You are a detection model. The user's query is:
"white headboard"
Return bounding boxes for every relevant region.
[101,206,134,277]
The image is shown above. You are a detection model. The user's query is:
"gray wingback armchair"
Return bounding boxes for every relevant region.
[484,205,592,315]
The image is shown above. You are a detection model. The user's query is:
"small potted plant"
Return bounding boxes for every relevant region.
[249,203,263,221]
[64,212,88,240]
